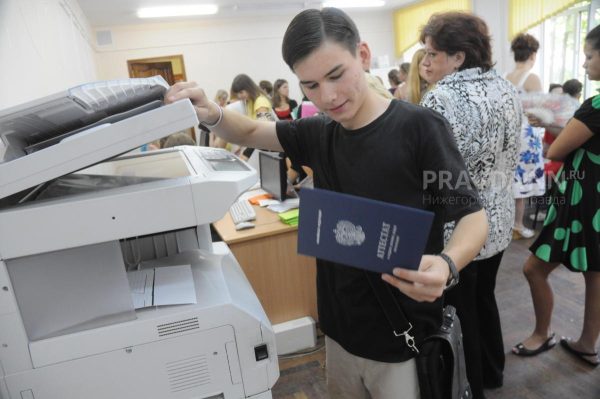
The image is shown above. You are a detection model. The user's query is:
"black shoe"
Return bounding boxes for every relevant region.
[512,333,556,356]
[560,337,600,367]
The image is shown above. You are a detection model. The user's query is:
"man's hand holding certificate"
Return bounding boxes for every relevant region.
[381,254,451,302]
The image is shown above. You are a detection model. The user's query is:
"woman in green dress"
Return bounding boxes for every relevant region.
[512,25,600,367]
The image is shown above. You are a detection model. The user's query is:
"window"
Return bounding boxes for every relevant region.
[531,1,600,97]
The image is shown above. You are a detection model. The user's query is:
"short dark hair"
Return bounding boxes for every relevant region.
[562,79,582,97]
[586,24,600,51]
[420,12,493,72]
[399,62,410,75]
[388,69,401,86]
[282,7,360,70]
[511,33,539,62]
[162,132,196,148]
[259,80,273,96]
[549,83,562,93]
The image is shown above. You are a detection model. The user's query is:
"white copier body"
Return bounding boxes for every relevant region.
[0,78,279,399]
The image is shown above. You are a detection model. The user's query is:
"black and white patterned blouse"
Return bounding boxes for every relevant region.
[421,68,522,259]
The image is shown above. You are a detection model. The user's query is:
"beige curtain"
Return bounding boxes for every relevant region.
[509,0,582,38]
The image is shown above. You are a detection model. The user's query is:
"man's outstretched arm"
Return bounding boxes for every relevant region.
[166,82,283,152]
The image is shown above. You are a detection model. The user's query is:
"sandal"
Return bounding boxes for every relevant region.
[512,333,556,356]
[560,337,600,367]
[513,226,535,239]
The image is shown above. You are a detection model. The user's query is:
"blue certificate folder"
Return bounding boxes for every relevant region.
[297,188,434,273]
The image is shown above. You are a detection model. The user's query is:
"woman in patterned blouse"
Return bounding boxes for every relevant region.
[419,12,522,399]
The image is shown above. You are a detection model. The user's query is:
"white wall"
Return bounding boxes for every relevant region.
[93,10,395,103]
[473,0,512,75]
[0,0,97,109]
[0,1,513,110]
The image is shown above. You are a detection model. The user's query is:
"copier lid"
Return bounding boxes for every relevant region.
[0,76,198,200]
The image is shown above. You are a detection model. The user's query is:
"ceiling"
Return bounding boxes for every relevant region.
[77,0,415,27]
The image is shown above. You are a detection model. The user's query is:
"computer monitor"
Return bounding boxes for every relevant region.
[259,151,287,201]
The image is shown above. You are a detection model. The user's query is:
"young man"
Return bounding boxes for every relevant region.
[167,8,487,399]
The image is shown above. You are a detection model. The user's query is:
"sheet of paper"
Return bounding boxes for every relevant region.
[259,199,279,207]
[127,269,154,309]
[153,264,197,306]
[268,197,300,213]
[127,265,197,308]
[240,188,268,201]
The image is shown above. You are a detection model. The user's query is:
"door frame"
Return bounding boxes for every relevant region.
[127,54,187,84]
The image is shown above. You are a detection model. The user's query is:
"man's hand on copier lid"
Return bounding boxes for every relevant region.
[165,82,221,126]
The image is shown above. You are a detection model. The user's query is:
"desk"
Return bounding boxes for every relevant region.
[213,204,318,324]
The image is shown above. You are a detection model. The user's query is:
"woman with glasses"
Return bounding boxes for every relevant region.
[419,12,521,398]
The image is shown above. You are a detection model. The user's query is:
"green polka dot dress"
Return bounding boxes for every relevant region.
[529,96,600,272]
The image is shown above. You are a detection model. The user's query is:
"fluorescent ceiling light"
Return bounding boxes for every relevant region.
[322,0,385,7]
[137,4,218,18]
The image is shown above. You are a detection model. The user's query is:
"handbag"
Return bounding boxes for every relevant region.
[415,305,471,399]
[365,272,471,399]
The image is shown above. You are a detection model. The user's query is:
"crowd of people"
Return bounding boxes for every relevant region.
[161,7,599,399]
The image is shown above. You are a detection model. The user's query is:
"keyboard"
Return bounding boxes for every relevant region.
[229,200,256,224]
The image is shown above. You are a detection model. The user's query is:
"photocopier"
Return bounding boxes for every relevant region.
[0,77,279,399]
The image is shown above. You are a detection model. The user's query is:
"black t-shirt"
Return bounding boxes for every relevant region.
[276,99,482,362]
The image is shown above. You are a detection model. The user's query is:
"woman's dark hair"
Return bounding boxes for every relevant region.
[420,12,493,72]
[259,80,273,97]
[282,7,360,70]
[230,74,268,102]
[585,24,600,51]
[272,79,288,107]
[388,69,401,86]
[511,33,539,62]
[562,79,582,97]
